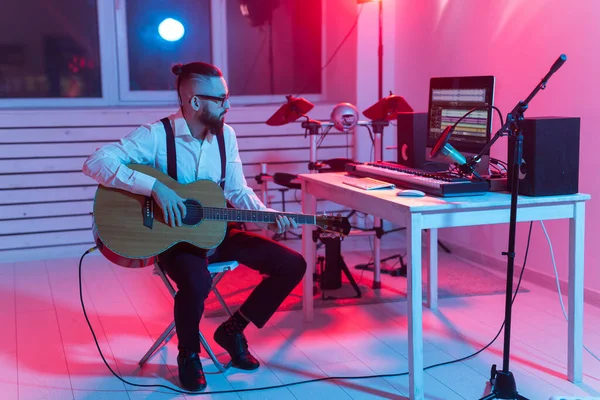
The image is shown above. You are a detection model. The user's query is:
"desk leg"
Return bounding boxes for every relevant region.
[373,217,382,289]
[407,213,424,400]
[426,228,438,310]
[302,184,317,323]
[568,202,585,383]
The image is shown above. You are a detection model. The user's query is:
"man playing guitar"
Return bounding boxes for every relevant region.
[83,62,306,391]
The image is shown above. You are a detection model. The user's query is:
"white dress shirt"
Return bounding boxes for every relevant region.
[82,109,269,212]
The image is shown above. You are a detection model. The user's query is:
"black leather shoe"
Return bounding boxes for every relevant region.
[214,324,260,370]
[177,350,207,391]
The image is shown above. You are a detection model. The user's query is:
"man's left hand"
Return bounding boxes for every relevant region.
[268,215,299,234]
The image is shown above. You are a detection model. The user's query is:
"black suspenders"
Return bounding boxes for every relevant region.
[161,118,179,181]
[160,117,226,190]
[216,130,226,191]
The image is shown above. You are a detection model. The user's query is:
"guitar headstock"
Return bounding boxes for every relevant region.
[315,214,351,236]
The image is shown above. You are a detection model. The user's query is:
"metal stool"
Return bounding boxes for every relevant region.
[138,259,240,372]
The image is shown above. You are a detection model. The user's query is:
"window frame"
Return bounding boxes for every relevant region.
[114,0,221,103]
[0,0,324,109]
[0,0,116,108]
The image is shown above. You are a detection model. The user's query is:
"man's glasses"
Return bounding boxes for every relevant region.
[192,93,230,107]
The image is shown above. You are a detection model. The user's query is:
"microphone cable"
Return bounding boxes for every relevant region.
[79,224,532,396]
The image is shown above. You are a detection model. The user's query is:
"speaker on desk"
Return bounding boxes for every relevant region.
[507,117,580,196]
[396,112,428,168]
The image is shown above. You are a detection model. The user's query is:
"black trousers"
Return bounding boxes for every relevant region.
[158,228,307,353]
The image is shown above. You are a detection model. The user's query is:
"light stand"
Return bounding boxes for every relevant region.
[370,119,387,161]
[361,93,428,279]
[456,54,566,400]
[268,16,275,95]
[357,0,384,98]
[301,117,335,173]
[354,119,412,279]
[360,120,385,285]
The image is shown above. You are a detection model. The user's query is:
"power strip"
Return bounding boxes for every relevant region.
[549,396,600,400]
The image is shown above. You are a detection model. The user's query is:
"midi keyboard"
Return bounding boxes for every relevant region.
[345,161,489,197]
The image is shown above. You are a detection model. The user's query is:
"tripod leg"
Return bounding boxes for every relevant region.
[339,255,361,298]
[319,257,326,300]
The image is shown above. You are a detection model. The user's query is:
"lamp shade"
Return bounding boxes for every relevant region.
[266,95,315,126]
[363,94,413,121]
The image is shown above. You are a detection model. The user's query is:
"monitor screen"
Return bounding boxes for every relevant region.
[426,76,496,156]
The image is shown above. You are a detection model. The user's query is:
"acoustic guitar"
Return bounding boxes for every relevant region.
[92,164,350,268]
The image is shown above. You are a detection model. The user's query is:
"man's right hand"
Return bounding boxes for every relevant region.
[151,181,187,227]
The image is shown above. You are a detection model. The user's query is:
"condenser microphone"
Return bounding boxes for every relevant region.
[430,125,481,179]
[430,126,466,166]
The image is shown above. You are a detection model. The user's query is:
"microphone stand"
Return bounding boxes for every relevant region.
[466,54,566,400]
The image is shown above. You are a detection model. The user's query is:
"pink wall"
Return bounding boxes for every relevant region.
[393,0,600,293]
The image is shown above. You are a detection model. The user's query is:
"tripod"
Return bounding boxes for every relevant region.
[314,233,362,300]
[464,54,567,400]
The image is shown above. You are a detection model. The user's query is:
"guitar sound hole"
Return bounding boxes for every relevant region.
[182,199,203,225]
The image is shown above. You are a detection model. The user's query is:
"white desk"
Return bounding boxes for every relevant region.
[300,172,590,400]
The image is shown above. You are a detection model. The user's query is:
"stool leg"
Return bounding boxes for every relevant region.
[143,267,235,372]
[210,272,234,317]
[212,287,233,317]
[139,321,176,366]
[211,272,226,287]
[199,332,232,372]
[154,264,177,297]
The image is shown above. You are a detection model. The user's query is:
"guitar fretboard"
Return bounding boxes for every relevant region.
[202,207,316,225]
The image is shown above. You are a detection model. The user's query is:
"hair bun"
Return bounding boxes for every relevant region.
[171,63,184,75]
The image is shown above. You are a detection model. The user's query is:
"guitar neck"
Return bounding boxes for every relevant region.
[202,207,316,225]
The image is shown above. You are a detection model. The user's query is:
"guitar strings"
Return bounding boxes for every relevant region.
[182,204,316,223]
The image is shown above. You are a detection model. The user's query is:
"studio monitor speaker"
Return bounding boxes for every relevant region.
[507,116,580,196]
[396,112,428,168]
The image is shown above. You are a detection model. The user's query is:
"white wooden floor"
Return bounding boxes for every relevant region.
[2,250,600,400]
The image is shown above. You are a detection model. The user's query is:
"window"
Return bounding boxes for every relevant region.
[225,0,322,96]
[123,0,212,92]
[0,0,324,107]
[0,0,102,99]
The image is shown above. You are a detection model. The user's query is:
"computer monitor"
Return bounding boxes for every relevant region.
[425,76,496,176]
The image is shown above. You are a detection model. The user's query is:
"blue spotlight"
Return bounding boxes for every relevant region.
[158,18,185,42]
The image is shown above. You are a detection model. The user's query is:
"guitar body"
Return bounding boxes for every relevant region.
[93,164,227,264]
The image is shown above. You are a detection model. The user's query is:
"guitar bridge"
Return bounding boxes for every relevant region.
[143,197,154,229]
